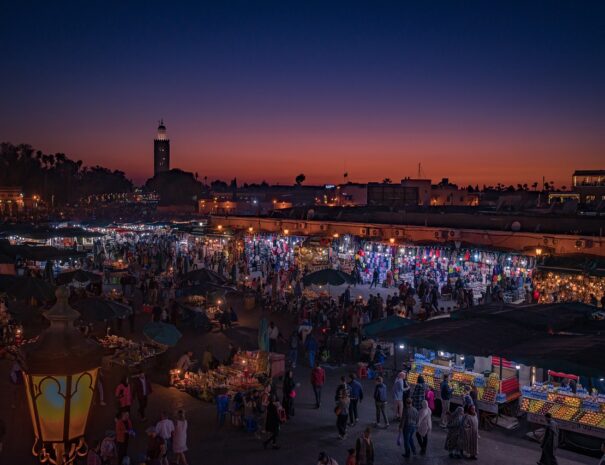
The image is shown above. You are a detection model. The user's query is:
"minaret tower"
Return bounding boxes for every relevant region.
[153,119,170,176]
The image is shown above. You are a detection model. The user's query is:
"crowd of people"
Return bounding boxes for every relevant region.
[3,229,602,465]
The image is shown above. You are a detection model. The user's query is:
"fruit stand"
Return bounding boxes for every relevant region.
[407,353,520,427]
[521,384,605,439]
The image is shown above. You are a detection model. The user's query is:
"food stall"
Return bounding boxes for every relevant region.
[98,335,165,371]
[171,350,278,402]
[406,353,520,421]
[521,372,605,440]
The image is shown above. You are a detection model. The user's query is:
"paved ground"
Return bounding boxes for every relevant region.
[0,286,597,464]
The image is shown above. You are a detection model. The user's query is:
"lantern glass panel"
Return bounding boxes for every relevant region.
[31,375,68,443]
[68,369,98,439]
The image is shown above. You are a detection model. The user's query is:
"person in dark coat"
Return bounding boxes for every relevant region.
[132,372,152,421]
[539,413,559,465]
[263,395,281,450]
[282,370,296,418]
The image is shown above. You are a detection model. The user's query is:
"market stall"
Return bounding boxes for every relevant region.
[98,335,166,372]
[171,351,278,402]
[406,353,520,419]
[533,270,605,305]
[521,376,605,440]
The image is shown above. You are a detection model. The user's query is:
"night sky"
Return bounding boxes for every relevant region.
[2,1,604,186]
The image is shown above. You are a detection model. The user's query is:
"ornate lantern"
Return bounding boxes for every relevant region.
[20,287,103,465]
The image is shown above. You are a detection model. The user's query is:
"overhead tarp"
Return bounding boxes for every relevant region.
[451,302,599,333]
[537,254,605,277]
[500,334,605,377]
[377,303,605,377]
[0,226,102,240]
[0,241,86,261]
[378,315,539,357]
[363,315,417,338]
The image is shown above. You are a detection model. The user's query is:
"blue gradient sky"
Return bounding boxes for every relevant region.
[1,1,604,186]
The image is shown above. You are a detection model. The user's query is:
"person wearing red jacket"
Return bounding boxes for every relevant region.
[311,365,325,408]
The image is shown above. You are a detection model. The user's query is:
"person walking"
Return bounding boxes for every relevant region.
[145,427,166,465]
[86,440,102,465]
[355,427,374,465]
[115,411,132,465]
[305,332,319,368]
[335,389,351,439]
[393,372,405,421]
[268,321,279,353]
[132,372,152,421]
[399,398,419,458]
[538,413,559,465]
[172,410,188,465]
[411,375,427,410]
[462,385,474,412]
[115,377,132,413]
[373,377,389,428]
[440,374,453,427]
[282,370,296,418]
[444,407,464,459]
[288,330,299,368]
[311,364,326,408]
[155,411,175,465]
[370,269,379,289]
[348,373,364,426]
[462,405,479,459]
[100,430,117,464]
[318,451,339,465]
[416,400,432,455]
[263,394,281,450]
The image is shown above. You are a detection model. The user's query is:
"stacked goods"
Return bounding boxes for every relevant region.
[409,360,516,406]
[521,384,605,432]
[173,350,269,401]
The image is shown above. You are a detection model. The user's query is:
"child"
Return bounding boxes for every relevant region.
[345,447,356,465]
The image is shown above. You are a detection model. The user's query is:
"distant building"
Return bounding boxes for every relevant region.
[0,187,24,216]
[401,178,431,206]
[430,178,480,206]
[549,170,605,207]
[572,170,605,204]
[153,120,170,176]
[337,183,367,206]
[367,182,419,207]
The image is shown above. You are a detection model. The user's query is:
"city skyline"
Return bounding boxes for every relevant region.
[2,1,604,186]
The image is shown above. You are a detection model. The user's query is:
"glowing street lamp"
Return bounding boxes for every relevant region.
[20,287,103,465]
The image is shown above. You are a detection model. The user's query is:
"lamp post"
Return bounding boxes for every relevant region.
[20,287,103,465]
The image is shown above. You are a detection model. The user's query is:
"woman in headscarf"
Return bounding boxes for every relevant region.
[539,413,559,465]
[416,400,432,455]
[444,407,464,459]
[462,404,479,459]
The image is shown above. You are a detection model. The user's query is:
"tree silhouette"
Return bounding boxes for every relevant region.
[295,173,306,185]
[382,178,392,184]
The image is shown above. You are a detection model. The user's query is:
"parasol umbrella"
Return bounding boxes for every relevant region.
[302,269,355,287]
[182,268,229,285]
[0,276,56,302]
[180,282,232,301]
[143,321,182,346]
[72,297,132,321]
[363,315,417,338]
[56,269,102,285]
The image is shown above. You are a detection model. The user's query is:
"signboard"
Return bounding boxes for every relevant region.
[527,413,605,439]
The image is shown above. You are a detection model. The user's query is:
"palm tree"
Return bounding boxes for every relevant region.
[382,178,392,184]
[531,182,538,191]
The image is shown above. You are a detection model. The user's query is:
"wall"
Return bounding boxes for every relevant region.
[210,215,605,257]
